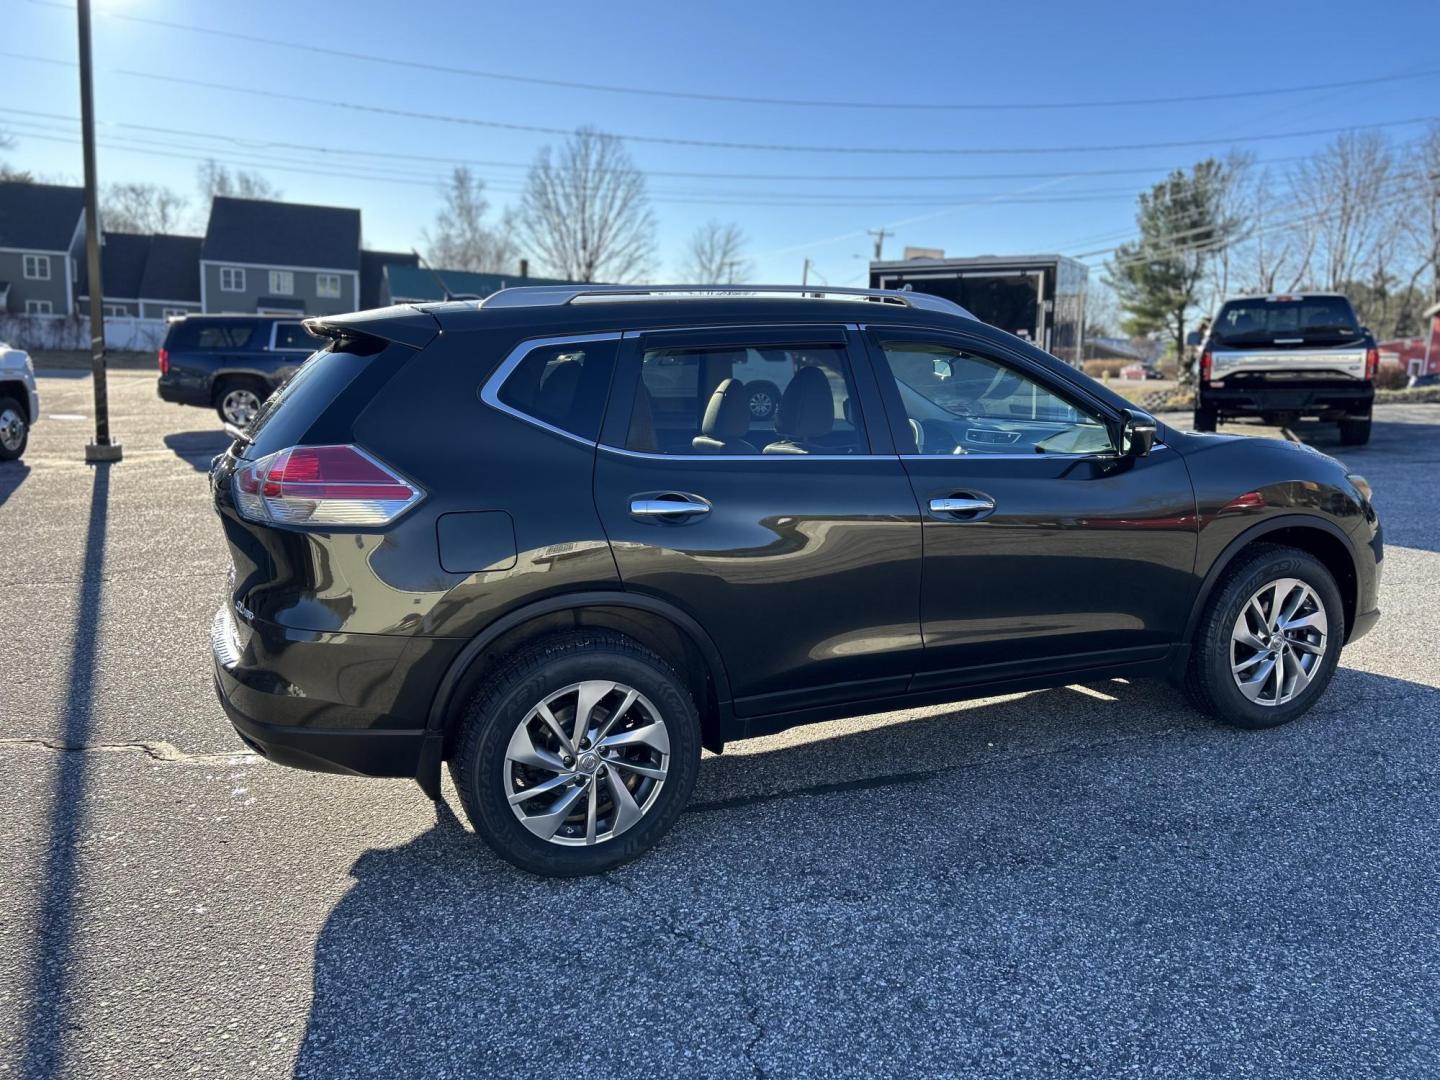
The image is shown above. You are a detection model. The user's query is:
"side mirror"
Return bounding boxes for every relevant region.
[1121,409,1157,457]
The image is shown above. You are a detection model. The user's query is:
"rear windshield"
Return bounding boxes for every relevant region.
[1212,297,1361,346]
[165,320,258,351]
[241,342,370,453]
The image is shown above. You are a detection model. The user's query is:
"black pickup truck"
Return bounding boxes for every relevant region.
[157,315,316,426]
[1195,293,1377,445]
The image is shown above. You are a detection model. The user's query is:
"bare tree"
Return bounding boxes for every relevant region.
[1290,133,1395,291]
[0,129,33,183]
[101,182,188,234]
[1402,124,1440,306]
[422,167,518,273]
[679,220,750,283]
[197,159,281,207]
[519,128,656,283]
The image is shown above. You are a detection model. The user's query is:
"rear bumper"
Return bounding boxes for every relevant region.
[157,375,209,407]
[1200,382,1373,418]
[210,605,454,778]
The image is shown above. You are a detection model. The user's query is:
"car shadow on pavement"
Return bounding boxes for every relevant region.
[163,430,231,473]
[19,462,109,1079]
[292,666,1440,1078]
[0,460,31,510]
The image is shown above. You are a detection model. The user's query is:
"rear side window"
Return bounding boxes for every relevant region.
[166,321,257,351]
[627,342,866,456]
[494,338,619,442]
[272,322,313,351]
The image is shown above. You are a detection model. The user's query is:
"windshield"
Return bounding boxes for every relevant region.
[1212,297,1361,346]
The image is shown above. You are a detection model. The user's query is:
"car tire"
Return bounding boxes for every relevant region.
[214,378,270,427]
[449,630,702,877]
[1185,543,1344,730]
[1339,417,1371,446]
[1192,406,1217,432]
[747,381,781,422]
[0,395,29,461]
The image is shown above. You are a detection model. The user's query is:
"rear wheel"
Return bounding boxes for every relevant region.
[1186,544,1343,729]
[214,378,269,427]
[0,395,28,460]
[1339,417,1371,446]
[450,631,701,876]
[1192,406,1217,432]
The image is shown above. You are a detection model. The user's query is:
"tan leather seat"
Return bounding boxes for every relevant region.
[692,379,758,454]
[764,366,834,454]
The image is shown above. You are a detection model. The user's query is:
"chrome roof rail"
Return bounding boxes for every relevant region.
[475,284,974,319]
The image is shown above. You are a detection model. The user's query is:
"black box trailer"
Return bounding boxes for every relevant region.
[869,255,1088,365]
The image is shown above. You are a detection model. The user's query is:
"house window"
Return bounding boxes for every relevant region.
[269,270,294,295]
[316,272,341,299]
[103,304,128,317]
[25,299,54,315]
[219,266,246,292]
[22,254,51,280]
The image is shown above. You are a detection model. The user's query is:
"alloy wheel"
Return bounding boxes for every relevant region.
[1229,577,1328,707]
[0,407,24,452]
[504,680,670,846]
[221,389,262,426]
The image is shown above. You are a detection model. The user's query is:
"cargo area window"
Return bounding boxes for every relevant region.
[493,338,619,442]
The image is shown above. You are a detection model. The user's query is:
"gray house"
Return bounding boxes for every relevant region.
[76,232,204,320]
[200,197,361,315]
[0,182,85,317]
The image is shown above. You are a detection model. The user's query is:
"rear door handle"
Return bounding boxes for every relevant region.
[930,495,995,516]
[630,495,711,520]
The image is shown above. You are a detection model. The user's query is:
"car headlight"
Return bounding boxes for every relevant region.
[1346,473,1372,504]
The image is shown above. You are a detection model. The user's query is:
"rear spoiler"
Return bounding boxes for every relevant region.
[303,304,440,350]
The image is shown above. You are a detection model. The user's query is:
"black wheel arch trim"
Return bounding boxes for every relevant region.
[1182,513,1361,647]
[423,590,736,738]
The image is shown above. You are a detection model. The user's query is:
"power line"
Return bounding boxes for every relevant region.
[24,0,1440,115]
[8,51,1439,158]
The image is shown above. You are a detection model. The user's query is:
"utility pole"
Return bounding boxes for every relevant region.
[867,227,894,261]
[801,258,812,286]
[77,0,120,463]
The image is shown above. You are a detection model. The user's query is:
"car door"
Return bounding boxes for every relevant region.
[594,324,922,718]
[863,327,1198,690]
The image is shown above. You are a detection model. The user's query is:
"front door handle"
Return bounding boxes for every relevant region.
[630,495,711,520]
[930,495,995,516]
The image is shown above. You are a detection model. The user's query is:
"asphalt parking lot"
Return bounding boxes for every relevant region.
[3,370,1438,1079]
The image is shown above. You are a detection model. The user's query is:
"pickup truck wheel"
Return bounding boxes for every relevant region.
[214,378,269,427]
[1339,417,1371,446]
[1192,406,1217,432]
[449,630,701,877]
[0,395,29,460]
[1185,544,1343,730]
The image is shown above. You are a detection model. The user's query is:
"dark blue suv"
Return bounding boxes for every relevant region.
[157,314,315,426]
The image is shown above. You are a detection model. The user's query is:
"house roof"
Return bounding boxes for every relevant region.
[201,196,361,270]
[77,232,152,299]
[383,264,571,303]
[139,234,202,302]
[360,249,417,310]
[0,181,84,252]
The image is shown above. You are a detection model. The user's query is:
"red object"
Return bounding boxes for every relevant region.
[1221,491,1267,514]
[1365,347,1379,381]
[261,445,413,501]
[1199,350,1212,385]
[157,348,168,375]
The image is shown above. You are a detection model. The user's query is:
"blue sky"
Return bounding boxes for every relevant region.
[4,0,1435,287]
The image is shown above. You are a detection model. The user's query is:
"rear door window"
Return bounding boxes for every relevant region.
[627,341,866,456]
[166,321,257,351]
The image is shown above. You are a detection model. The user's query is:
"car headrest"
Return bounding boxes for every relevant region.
[701,379,751,439]
[775,365,834,438]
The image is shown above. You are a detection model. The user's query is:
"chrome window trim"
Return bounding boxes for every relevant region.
[599,443,891,463]
[479,331,623,448]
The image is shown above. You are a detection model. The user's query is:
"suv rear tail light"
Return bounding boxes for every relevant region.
[1365,347,1379,380]
[232,445,421,526]
[158,348,169,375]
[1199,350,1212,386]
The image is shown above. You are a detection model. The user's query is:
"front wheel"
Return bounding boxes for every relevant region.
[0,395,29,460]
[1339,417,1371,446]
[450,631,701,876]
[1186,544,1343,729]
